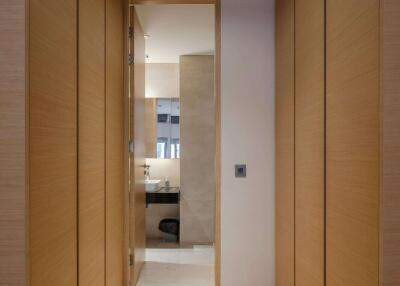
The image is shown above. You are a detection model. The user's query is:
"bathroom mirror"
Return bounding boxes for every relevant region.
[145,97,180,159]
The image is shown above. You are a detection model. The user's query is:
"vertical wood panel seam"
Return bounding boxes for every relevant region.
[324,0,327,285]
[76,0,80,284]
[27,0,31,284]
[378,1,382,285]
[104,0,107,283]
[379,0,381,283]
[377,2,381,284]
[294,0,296,284]
[28,0,32,280]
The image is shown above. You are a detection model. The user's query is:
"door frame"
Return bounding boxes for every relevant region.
[123,1,221,285]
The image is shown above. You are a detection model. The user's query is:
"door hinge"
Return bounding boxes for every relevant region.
[128,53,134,65]
[129,26,134,39]
[128,248,134,266]
[129,140,134,153]
[129,254,134,266]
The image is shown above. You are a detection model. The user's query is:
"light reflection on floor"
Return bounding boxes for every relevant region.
[137,245,215,286]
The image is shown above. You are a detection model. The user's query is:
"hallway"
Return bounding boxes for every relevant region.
[3,0,400,286]
[137,247,214,286]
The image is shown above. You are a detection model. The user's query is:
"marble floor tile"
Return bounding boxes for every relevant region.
[137,247,215,286]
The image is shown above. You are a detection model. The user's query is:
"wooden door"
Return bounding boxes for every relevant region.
[29,0,78,285]
[326,0,380,285]
[295,0,325,286]
[276,0,295,285]
[129,6,146,285]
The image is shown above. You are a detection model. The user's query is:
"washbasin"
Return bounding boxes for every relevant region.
[145,179,161,192]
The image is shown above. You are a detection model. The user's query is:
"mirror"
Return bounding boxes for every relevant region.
[145,98,180,159]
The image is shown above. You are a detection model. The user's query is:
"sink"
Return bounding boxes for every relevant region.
[145,179,161,192]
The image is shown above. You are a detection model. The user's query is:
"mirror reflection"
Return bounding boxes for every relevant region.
[145,98,180,159]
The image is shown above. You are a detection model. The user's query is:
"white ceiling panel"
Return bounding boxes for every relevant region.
[135,4,215,63]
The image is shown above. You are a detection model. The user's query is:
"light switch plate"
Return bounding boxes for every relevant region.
[235,164,247,178]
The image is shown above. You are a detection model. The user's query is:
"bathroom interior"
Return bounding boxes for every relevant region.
[135,4,216,285]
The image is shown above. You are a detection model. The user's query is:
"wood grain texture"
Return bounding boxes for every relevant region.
[276,0,295,285]
[129,7,146,284]
[79,0,106,285]
[380,1,400,285]
[295,1,325,285]
[106,0,125,284]
[326,0,380,285]
[214,1,221,285]
[0,0,27,285]
[144,98,157,158]
[29,0,78,285]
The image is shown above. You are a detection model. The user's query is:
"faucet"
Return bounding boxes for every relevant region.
[143,164,150,181]
[165,177,170,192]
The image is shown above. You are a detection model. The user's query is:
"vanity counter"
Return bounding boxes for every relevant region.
[146,187,180,206]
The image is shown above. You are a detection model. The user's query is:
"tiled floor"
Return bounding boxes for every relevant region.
[137,246,215,286]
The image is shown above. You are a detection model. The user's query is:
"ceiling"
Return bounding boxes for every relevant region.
[135,4,215,63]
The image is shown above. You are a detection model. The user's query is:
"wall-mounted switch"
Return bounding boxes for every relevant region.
[235,164,247,178]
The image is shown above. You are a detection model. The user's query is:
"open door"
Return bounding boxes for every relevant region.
[129,5,146,285]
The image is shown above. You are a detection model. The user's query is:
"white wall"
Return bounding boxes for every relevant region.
[145,63,179,98]
[221,0,275,285]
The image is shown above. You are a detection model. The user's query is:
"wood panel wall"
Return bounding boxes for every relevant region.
[0,0,27,285]
[1,1,128,285]
[78,0,106,285]
[380,1,400,285]
[295,1,325,286]
[29,0,78,285]
[277,1,400,286]
[276,0,295,285]
[105,0,125,285]
[326,0,380,286]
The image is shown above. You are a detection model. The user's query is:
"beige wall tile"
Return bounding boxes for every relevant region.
[180,55,215,244]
